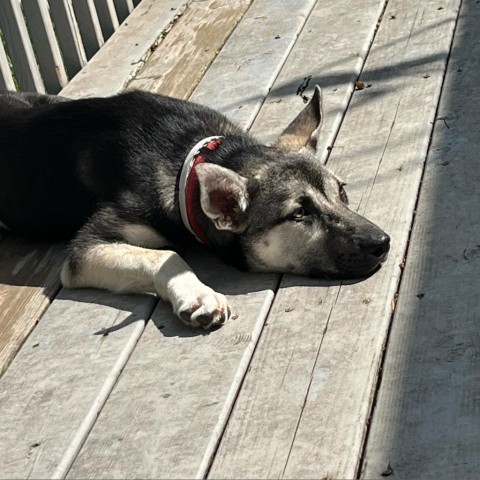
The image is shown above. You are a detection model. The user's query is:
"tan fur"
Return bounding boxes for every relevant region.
[275,133,309,151]
[121,224,171,249]
[155,169,176,213]
[249,222,332,274]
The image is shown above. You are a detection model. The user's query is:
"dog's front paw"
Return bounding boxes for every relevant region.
[176,289,230,329]
[160,269,231,329]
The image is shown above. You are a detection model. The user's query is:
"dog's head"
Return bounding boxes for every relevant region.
[195,86,390,278]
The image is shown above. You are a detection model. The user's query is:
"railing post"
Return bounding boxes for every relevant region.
[0,0,45,92]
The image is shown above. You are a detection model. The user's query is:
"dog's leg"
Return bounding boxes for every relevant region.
[62,243,229,329]
[61,208,229,329]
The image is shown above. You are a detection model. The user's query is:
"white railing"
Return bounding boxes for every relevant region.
[0,0,141,94]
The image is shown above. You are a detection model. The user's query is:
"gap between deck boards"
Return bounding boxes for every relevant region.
[357,1,465,476]
[361,0,480,477]
[206,0,465,478]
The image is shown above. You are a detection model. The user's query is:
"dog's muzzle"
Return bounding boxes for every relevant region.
[314,230,391,279]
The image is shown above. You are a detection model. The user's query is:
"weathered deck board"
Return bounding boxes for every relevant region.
[0,241,64,377]
[208,0,462,478]
[279,1,461,478]
[0,0,189,378]
[67,250,277,479]
[61,0,188,98]
[191,0,318,125]
[129,0,253,98]
[362,1,480,477]
[0,290,156,480]
[207,0,385,476]
[249,0,385,156]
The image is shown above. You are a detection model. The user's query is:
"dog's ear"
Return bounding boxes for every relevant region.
[275,85,323,152]
[195,163,249,233]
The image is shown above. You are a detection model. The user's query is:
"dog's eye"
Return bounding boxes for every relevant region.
[339,183,348,204]
[292,207,305,221]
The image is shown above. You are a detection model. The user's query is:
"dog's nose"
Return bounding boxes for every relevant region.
[354,233,390,258]
[365,233,390,258]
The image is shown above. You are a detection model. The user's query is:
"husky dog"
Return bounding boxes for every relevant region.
[0,87,389,329]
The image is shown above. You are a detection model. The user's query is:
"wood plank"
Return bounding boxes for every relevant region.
[0,0,45,92]
[207,0,385,476]
[22,0,69,93]
[362,1,480,477]
[210,1,383,478]
[208,0,463,478]
[61,0,189,98]
[191,0,317,127]
[65,0,329,477]
[68,250,278,479]
[48,0,88,79]
[71,0,105,60]
[0,36,16,91]
[249,0,385,155]
[128,0,253,98]
[0,241,64,378]
[0,289,157,479]
[94,0,120,40]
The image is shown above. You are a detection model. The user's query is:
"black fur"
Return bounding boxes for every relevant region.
[0,91,249,240]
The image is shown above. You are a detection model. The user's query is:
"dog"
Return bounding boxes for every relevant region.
[0,87,390,329]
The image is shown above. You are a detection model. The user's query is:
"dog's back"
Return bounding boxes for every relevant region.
[0,92,99,237]
[0,91,246,239]
[0,91,64,115]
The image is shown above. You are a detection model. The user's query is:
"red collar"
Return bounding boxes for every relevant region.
[178,136,223,245]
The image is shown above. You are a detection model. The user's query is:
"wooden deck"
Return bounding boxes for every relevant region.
[0,0,479,478]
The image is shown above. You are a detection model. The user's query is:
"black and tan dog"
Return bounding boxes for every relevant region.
[0,87,389,328]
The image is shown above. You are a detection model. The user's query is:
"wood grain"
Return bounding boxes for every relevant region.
[61,0,188,98]
[362,1,480,477]
[191,0,318,126]
[249,0,384,154]
[0,241,65,378]
[0,289,156,479]
[129,0,253,98]
[209,0,463,478]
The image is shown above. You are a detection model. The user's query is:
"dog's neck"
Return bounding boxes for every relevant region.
[178,136,223,246]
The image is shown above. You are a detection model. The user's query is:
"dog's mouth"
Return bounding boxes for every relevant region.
[320,262,382,281]
[309,248,389,280]
[376,250,389,264]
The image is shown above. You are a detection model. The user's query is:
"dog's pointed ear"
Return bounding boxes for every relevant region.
[195,163,249,233]
[274,85,323,152]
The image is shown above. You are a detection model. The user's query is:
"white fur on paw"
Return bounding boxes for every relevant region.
[164,271,230,329]
[176,289,230,329]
